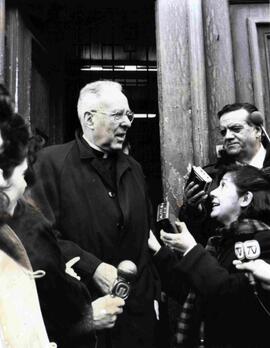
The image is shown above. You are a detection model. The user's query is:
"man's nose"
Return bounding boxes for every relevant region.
[224,129,234,140]
[120,114,132,128]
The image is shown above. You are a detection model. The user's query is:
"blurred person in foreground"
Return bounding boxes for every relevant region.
[149,164,270,348]
[0,84,125,348]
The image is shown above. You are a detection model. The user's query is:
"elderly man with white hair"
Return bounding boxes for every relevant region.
[31,80,160,348]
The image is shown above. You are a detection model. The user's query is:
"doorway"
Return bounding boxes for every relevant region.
[9,0,162,212]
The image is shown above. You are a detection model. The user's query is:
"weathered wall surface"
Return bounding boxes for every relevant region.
[156,0,270,210]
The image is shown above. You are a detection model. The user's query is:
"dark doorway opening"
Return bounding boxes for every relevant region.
[12,0,162,213]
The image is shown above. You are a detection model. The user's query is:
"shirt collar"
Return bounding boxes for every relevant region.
[247,144,266,168]
[75,131,131,174]
[82,134,109,158]
[75,131,107,159]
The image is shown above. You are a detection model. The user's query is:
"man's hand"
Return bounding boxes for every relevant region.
[160,221,197,254]
[183,181,208,210]
[91,294,125,330]
[93,262,117,294]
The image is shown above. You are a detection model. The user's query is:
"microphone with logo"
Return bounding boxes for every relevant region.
[110,260,138,300]
[234,240,261,295]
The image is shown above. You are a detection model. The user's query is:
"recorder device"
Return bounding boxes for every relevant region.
[185,165,212,193]
[157,201,178,233]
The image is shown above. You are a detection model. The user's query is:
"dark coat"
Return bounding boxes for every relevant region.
[154,220,270,348]
[31,133,160,348]
[9,200,95,348]
[179,146,270,245]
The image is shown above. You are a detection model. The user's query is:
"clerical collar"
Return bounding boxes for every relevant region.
[247,144,266,169]
[82,134,109,158]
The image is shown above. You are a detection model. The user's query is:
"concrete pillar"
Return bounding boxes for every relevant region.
[156,0,192,209]
[203,0,236,160]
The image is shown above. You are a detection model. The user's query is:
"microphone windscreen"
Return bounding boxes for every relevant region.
[117,260,138,282]
[243,240,261,260]
[234,242,245,260]
[249,111,264,126]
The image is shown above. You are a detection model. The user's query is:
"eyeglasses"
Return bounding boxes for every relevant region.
[89,109,134,123]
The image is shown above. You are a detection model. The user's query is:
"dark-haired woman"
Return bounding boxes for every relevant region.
[149,165,270,348]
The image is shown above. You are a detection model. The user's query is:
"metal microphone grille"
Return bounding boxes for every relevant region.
[249,111,264,126]
[117,260,138,282]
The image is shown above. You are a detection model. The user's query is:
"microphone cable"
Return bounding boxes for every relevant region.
[254,292,270,318]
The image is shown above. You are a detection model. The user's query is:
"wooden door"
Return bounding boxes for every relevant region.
[230,2,270,129]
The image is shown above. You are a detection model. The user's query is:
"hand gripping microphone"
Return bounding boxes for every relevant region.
[110,260,138,300]
[234,240,261,294]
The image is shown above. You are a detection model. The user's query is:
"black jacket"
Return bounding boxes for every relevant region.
[154,219,270,347]
[9,200,95,348]
[31,133,160,348]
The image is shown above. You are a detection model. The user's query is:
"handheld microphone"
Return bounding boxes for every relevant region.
[234,240,261,294]
[249,111,270,144]
[110,260,137,300]
[157,201,178,233]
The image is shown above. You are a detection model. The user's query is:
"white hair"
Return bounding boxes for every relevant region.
[77,80,122,120]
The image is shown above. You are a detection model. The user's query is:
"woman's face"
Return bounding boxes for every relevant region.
[0,159,28,215]
[210,172,242,227]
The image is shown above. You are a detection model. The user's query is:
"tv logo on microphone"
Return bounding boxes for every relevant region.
[234,240,261,261]
[111,280,130,299]
[110,260,138,300]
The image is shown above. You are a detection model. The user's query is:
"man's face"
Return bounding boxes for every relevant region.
[219,109,261,161]
[210,173,242,226]
[88,89,132,151]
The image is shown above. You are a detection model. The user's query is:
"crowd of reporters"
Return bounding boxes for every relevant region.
[0,80,269,348]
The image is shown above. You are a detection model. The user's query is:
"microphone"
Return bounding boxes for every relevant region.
[234,240,261,294]
[110,260,138,300]
[249,111,270,144]
[157,201,178,233]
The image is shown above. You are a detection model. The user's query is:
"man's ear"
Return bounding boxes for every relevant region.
[240,191,253,208]
[83,112,94,129]
[254,125,262,139]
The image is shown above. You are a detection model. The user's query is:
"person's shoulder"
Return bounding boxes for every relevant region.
[36,140,76,170]
[203,154,234,176]
[123,153,144,173]
[203,162,219,176]
[19,199,52,228]
[125,153,140,166]
[255,227,270,242]
[39,140,75,159]
[253,224,270,256]
[263,145,270,167]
